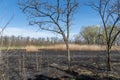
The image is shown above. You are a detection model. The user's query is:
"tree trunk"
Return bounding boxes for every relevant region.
[107,46,112,71]
[64,40,71,71]
[67,43,71,71]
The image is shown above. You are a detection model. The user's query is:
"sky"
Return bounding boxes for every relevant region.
[0,0,102,39]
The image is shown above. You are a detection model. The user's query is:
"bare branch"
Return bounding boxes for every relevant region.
[39,26,61,34]
[0,15,14,35]
[110,30,120,48]
[108,17,119,44]
[56,0,60,23]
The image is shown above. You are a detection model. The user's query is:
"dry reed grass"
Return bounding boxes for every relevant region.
[69,44,106,51]
[24,44,120,51]
[25,45,38,52]
[44,44,106,51]
[39,44,120,51]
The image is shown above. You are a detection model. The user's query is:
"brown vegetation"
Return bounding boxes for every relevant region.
[25,45,38,52]
[39,44,120,51]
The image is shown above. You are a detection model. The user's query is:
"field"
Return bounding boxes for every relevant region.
[0,44,120,80]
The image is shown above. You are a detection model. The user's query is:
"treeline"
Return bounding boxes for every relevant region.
[0,26,120,47]
[0,36,65,47]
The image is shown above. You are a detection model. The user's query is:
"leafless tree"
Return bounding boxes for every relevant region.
[18,0,78,71]
[89,0,120,71]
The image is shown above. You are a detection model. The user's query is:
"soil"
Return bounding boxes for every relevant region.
[1,49,120,80]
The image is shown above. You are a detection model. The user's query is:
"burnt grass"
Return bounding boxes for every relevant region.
[1,49,120,80]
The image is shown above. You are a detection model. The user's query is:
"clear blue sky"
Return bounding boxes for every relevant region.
[0,0,101,38]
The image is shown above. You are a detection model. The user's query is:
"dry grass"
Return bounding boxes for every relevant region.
[1,44,119,51]
[38,44,120,51]
[39,44,105,51]
[25,45,38,52]
[69,44,106,51]
[112,46,120,51]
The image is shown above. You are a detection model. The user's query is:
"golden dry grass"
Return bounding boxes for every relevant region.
[43,44,106,51]
[25,45,38,52]
[38,44,120,51]
[24,44,120,51]
[69,44,105,51]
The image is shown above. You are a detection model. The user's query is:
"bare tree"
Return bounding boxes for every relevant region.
[18,0,78,71]
[89,0,120,71]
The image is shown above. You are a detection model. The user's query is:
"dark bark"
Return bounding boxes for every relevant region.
[107,45,112,71]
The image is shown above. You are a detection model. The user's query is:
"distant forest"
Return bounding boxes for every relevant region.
[0,34,119,47]
[1,26,120,47]
[0,36,65,47]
